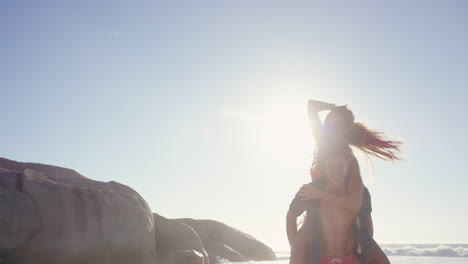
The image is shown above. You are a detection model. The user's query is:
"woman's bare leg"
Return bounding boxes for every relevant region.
[289,225,309,264]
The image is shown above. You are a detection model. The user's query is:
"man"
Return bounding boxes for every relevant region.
[286,144,389,264]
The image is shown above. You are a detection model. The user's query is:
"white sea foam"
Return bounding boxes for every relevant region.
[274,245,468,258]
[220,246,468,263]
[225,257,468,264]
[383,244,468,257]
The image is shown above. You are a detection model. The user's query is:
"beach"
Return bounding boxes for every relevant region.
[221,245,468,264]
[226,257,468,264]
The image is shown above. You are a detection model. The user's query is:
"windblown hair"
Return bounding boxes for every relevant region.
[321,105,403,162]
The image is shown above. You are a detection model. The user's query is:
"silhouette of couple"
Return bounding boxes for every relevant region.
[286,100,402,264]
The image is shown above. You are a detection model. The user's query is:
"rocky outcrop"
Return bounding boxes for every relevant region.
[154,213,208,264]
[198,220,276,261]
[161,249,204,264]
[0,183,40,249]
[0,157,156,264]
[0,157,278,264]
[176,218,210,247]
[155,216,277,263]
[199,219,277,262]
[205,243,248,263]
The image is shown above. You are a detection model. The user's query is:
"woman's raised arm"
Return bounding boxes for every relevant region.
[307,100,337,143]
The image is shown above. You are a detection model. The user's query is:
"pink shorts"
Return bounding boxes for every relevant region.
[320,255,360,264]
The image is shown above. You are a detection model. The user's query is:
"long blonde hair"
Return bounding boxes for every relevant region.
[317,105,402,164]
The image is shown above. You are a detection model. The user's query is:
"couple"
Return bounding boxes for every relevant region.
[286,100,402,264]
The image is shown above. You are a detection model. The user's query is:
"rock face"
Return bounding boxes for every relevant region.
[204,243,248,263]
[0,182,40,250]
[199,219,277,262]
[160,250,204,264]
[0,157,278,264]
[0,157,156,264]
[154,213,208,264]
[156,215,277,264]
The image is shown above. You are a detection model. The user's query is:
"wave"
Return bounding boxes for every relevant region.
[274,244,468,258]
[382,245,468,258]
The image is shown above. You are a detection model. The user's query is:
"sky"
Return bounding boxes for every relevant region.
[1,0,467,252]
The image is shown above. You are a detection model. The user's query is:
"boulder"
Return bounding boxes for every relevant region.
[0,184,40,249]
[175,218,210,246]
[154,213,208,264]
[0,157,156,264]
[200,219,277,261]
[161,250,204,264]
[205,243,248,263]
[172,218,277,262]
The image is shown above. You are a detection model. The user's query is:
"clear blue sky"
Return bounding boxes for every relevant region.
[1,1,467,251]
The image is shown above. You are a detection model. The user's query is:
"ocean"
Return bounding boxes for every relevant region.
[220,244,468,264]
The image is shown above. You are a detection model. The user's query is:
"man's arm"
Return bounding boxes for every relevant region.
[367,197,390,263]
[368,214,374,238]
[307,157,364,214]
[299,186,363,214]
[286,209,298,246]
[287,189,310,246]
[371,238,390,264]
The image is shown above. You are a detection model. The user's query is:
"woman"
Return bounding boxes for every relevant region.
[286,100,402,264]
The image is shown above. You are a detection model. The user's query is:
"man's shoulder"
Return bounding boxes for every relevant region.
[361,185,372,212]
[363,185,371,196]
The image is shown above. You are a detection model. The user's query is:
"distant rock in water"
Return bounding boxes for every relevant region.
[155,214,277,263]
[154,212,209,264]
[198,219,277,262]
[0,157,156,264]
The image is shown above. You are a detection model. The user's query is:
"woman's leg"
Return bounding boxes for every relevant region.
[289,224,309,264]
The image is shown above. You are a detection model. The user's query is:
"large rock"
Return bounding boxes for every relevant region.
[176,218,210,246]
[0,157,156,264]
[205,243,248,263]
[200,219,277,261]
[154,213,208,264]
[0,183,40,249]
[161,250,204,264]
[173,218,277,262]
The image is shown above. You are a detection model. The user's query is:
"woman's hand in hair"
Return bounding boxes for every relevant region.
[308,100,337,143]
[308,100,337,112]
